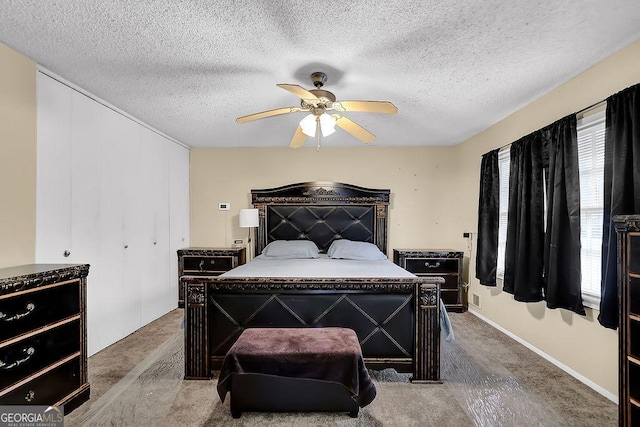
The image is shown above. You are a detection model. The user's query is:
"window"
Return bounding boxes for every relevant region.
[495,109,605,308]
[496,146,510,278]
[577,110,606,308]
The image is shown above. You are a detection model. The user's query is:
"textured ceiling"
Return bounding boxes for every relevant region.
[1,1,639,148]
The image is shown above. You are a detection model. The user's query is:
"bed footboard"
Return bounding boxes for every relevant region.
[183,276,442,382]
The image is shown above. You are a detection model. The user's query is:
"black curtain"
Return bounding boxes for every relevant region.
[599,83,640,329]
[542,116,585,315]
[476,149,500,286]
[503,132,545,301]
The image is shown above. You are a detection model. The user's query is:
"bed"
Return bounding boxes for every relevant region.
[183,182,443,383]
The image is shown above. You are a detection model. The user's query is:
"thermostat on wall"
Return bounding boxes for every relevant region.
[219,202,230,210]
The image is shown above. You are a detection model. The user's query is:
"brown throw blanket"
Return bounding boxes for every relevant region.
[217,327,377,407]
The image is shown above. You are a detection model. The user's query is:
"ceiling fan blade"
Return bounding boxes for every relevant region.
[289,126,307,148]
[333,101,398,114]
[236,106,302,123]
[277,84,320,103]
[333,115,376,143]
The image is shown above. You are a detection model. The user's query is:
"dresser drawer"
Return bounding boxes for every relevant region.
[441,290,460,306]
[0,281,80,342]
[0,357,81,405]
[404,258,459,274]
[436,275,460,290]
[630,234,640,273]
[631,277,640,316]
[0,319,80,391]
[630,362,640,402]
[631,320,640,359]
[183,256,233,274]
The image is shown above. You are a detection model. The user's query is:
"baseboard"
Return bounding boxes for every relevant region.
[467,308,618,404]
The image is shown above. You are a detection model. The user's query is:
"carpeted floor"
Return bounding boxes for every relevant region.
[65,309,617,426]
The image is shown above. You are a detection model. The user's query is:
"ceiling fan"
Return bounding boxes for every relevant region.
[236,72,398,149]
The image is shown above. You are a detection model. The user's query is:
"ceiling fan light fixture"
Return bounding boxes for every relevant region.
[300,113,336,137]
[299,114,317,136]
[320,113,337,136]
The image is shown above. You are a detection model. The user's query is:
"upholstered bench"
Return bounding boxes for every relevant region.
[216,327,376,418]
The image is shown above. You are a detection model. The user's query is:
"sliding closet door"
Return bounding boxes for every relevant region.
[36,72,190,356]
[120,127,145,339]
[139,128,171,324]
[35,72,72,263]
[94,106,134,352]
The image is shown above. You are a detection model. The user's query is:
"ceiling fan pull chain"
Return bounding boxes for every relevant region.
[316,116,321,151]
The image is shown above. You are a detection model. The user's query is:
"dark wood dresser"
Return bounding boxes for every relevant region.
[393,249,466,312]
[615,215,640,426]
[177,247,246,307]
[0,264,89,413]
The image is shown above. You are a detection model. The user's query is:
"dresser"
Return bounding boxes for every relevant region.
[177,247,246,307]
[393,249,466,312]
[0,264,89,413]
[615,215,640,426]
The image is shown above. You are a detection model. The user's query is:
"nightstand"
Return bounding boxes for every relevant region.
[177,247,246,307]
[393,249,466,312]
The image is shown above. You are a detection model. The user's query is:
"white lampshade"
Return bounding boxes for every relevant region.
[300,113,336,137]
[239,208,259,228]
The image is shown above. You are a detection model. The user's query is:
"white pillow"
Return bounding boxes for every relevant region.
[261,240,320,259]
[327,240,387,260]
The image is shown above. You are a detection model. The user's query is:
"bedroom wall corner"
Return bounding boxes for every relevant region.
[453,38,640,398]
[0,42,37,268]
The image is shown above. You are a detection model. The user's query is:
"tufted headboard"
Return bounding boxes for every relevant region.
[251,182,390,255]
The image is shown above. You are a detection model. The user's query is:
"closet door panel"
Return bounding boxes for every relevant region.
[89,107,137,354]
[70,91,101,266]
[139,129,171,324]
[35,73,72,263]
[122,127,144,337]
[169,143,190,309]
[70,92,104,353]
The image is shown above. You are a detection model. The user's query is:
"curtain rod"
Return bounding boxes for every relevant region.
[490,98,607,153]
[576,99,607,117]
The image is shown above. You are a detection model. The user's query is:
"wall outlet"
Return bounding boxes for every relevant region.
[463,232,471,238]
[218,202,230,211]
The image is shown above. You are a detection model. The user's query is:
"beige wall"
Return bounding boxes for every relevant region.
[191,39,640,398]
[0,43,36,268]
[190,146,470,254]
[454,39,640,398]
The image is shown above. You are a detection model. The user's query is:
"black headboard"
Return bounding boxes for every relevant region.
[251,182,390,254]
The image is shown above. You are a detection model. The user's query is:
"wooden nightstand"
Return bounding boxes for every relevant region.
[177,247,246,307]
[393,249,466,312]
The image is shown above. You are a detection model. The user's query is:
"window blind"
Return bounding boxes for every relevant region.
[496,146,511,277]
[577,112,605,304]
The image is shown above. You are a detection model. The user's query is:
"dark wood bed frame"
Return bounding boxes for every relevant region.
[183,182,442,383]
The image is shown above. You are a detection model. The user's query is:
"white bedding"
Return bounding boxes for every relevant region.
[221,254,416,278]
